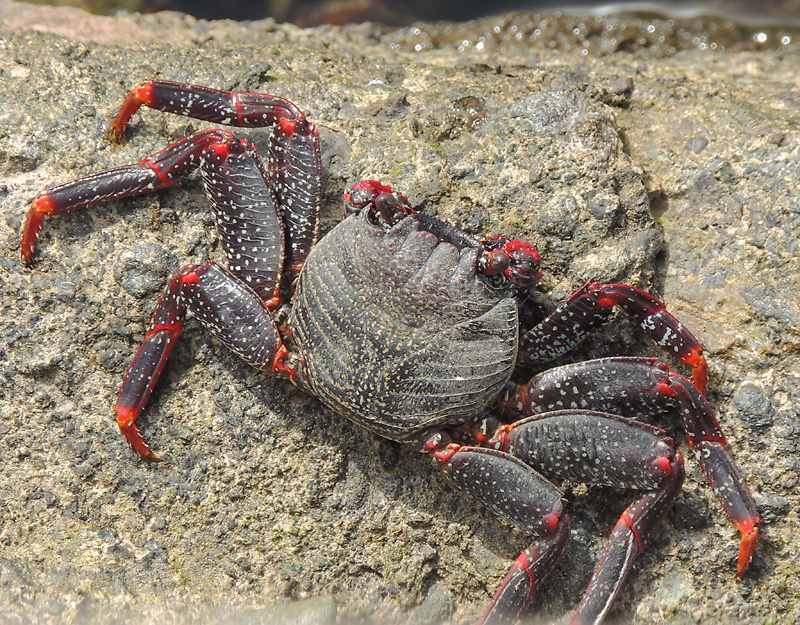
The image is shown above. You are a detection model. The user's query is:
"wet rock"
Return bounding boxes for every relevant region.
[113,240,177,299]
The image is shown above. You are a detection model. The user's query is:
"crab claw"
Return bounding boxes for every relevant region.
[480,236,542,289]
[344,180,413,225]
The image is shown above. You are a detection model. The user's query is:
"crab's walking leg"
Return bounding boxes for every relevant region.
[21,129,234,265]
[119,135,305,460]
[499,357,759,578]
[22,130,286,301]
[108,80,322,272]
[24,130,300,460]
[492,411,685,625]
[669,375,760,577]
[116,262,288,461]
[417,433,571,625]
[518,282,709,393]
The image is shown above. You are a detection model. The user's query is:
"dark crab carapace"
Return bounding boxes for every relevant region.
[21,80,759,625]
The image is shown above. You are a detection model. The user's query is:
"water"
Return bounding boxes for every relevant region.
[23,0,800,25]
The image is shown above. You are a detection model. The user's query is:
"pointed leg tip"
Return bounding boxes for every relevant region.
[20,246,34,266]
[103,116,126,143]
[735,525,759,579]
[117,410,161,463]
[21,200,49,265]
[134,442,163,463]
[687,350,709,396]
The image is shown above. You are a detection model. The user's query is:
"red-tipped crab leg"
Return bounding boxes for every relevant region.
[21,129,235,265]
[668,374,760,577]
[519,282,709,394]
[116,262,290,462]
[499,356,759,579]
[423,407,685,625]
[106,80,322,273]
[107,80,308,140]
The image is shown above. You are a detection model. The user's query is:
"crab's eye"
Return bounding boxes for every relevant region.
[344,189,372,215]
[479,250,510,276]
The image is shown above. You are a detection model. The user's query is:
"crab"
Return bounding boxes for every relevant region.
[21,80,759,625]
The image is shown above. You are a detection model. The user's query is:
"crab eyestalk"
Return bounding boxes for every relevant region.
[480,236,542,290]
[478,249,511,277]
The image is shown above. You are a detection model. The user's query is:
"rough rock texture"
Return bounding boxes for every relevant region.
[1,2,798,624]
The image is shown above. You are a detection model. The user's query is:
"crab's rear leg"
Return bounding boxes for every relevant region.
[23,129,286,301]
[108,80,322,273]
[417,434,571,625]
[491,411,685,624]
[116,136,303,460]
[499,357,759,578]
[423,411,683,625]
[23,131,298,459]
[117,134,310,460]
[519,282,709,394]
[117,261,293,461]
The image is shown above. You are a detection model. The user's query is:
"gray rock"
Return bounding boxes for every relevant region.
[1,4,798,625]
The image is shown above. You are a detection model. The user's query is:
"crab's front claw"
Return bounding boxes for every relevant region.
[479,236,542,290]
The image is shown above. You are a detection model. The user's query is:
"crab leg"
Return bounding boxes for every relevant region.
[22,129,301,460]
[426,410,683,625]
[114,135,308,460]
[22,130,287,304]
[499,357,759,578]
[518,282,709,393]
[21,129,233,265]
[668,375,760,577]
[419,433,570,624]
[117,262,290,462]
[495,411,685,625]
[108,80,322,273]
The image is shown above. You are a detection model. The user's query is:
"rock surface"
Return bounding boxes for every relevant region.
[1,2,798,624]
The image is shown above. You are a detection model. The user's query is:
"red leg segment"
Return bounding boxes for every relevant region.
[478,519,571,625]
[498,357,759,579]
[518,282,709,394]
[116,262,288,461]
[107,80,308,140]
[573,456,684,624]
[669,374,760,577]
[21,128,287,306]
[199,137,285,304]
[107,80,322,273]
